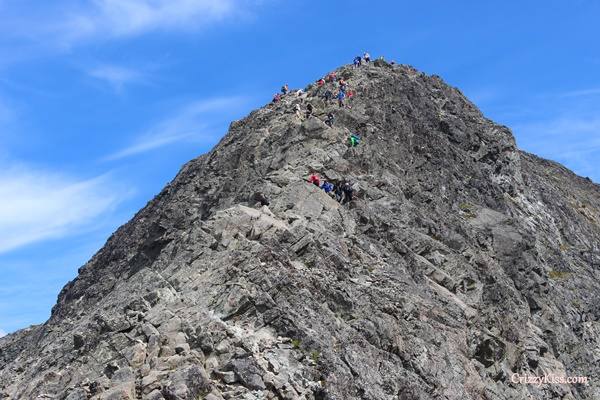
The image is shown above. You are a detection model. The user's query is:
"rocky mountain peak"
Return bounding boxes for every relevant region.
[1,60,600,400]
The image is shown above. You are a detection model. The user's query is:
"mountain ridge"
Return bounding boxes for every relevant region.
[1,60,600,400]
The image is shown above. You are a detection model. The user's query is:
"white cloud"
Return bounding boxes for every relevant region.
[0,163,127,254]
[58,0,246,44]
[89,65,144,92]
[104,96,248,160]
[0,329,6,338]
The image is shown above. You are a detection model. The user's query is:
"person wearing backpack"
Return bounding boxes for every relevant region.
[281,84,289,94]
[348,134,361,147]
[321,181,334,194]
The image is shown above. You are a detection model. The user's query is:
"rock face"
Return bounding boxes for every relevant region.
[1,62,600,400]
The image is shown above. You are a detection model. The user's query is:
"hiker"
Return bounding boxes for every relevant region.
[317,78,325,86]
[305,103,314,118]
[346,90,354,106]
[324,89,333,102]
[364,52,371,63]
[337,90,346,108]
[339,79,347,92]
[281,84,289,95]
[348,134,361,147]
[342,181,354,204]
[334,183,344,203]
[325,112,335,127]
[321,181,334,194]
[308,174,321,187]
[272,93,282,103]
[353,56,362,68]
[326,72,337,83]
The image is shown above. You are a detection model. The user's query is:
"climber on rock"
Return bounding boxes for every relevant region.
[281,84,289,95]
[339,79,348,92]
[317,78,325,87]
[342,181,354,204]
[325,112,335,127]
[324,89,333,103]
[308,174,321,187]
[305,103,314,118]
[334,183,344,203]
[353,56,362,68]
[337,90,346,108]
[272,93,282,103]
[364,52,371,63]
[326,72,337,83]
[321,181,334,194]
[348,134,361,147]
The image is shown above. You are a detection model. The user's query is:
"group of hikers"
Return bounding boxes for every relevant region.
[264,54,379,206]
[273,52,375,108]
[308,174,355,205]
[315,71,354,108]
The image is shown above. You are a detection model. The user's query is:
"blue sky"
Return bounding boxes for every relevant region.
[1,0,599,336]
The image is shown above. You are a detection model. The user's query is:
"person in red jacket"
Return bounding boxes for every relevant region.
[308,174,321,187]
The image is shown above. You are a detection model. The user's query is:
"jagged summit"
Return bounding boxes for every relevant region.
[2,61,600,400]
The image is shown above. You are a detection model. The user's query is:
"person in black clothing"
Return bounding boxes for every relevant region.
[325,112,334,127]
[323,89,333,102]
[341,181,354,204]
[305,103,314,118]
[334,183,344,203]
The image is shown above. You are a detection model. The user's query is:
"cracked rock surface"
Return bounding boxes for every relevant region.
[1,62,600,399]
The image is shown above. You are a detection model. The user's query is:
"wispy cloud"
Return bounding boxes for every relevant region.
[0,163,128,254]
[89,64,144,92]
[38,0,253,46]
[104,96,248,160]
